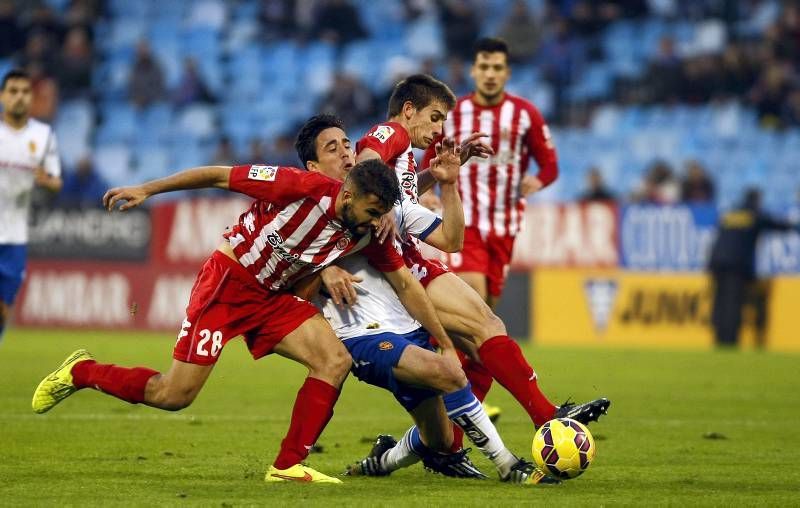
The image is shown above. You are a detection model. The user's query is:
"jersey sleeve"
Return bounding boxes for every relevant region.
[525,104,559,187]
[42,128,61,177]
[228,165,320,203]
[359,235,405,273]
[398,201,442,240]
[356,123,411,162]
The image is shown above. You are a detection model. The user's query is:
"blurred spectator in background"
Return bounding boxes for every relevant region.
[441,57,470,96]
[579,167,615,202]
[439,0,480,61]
[18,31,57,71]
[749,60,791,129]
[246,137,267,164]
[128,41,166,109]
[311,0,368,47]
[57,155,108,208]
[632,160,679,204]
[0,0,24,58]
[258,0,296,41]
[56,27,93,100]
[318,72,375,130]
[20,4,64,51]
[680,160,715,204]
[498,0,540,63]
[173,57,216,108]
[537,15,585,120]
[645,36,682,103]
[708,188,799,347]
[210,136,237,166]
[781,89,800,128]
[269,132,301,166]
[26,61,58,121]
[718,44,756,99]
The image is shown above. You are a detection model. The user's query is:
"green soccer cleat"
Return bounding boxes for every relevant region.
[31,349,94,414]
[265,464,343,484]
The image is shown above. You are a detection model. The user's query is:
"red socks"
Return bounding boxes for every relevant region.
[477,335,556,427]
[273,377,340,469]
[72,360,158,404]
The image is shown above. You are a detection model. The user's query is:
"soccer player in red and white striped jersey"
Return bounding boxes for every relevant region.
[423,37,558,309]
[360,73,609,451]
[32,159,458,484]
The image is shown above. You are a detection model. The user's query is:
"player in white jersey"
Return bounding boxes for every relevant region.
[0,69,62,341]
[294,114,557,484]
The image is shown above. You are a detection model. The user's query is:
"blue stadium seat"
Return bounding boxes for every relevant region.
[93,144,133,187]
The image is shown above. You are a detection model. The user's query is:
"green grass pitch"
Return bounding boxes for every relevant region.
[1,329,798,506]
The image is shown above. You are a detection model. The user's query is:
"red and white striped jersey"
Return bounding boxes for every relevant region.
[357,122,418,203]
[424,92,558,237]
[224,165,403,291]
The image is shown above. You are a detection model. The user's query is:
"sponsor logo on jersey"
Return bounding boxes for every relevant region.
[369,125,395,144]
[378,341,394,350]
[248,165,278,181]
[583,278,618,332]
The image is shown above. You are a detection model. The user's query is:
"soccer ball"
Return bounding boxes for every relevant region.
[532,418,596,479]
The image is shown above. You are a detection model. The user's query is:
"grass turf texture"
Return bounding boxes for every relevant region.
[1,329,798,506]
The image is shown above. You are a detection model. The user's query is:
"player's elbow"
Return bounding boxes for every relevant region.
[442,234,463,253]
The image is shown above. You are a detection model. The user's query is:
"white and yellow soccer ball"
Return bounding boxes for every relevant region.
[532,418,596,479]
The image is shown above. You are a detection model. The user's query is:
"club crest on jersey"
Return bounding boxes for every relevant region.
[369,125,395,144]
[335,237,350,250]
[248,165,278,181]
[378,341,394,350]
[28,140,36,153]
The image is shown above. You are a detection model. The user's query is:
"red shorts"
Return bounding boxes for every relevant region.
[401,241,450,288]
[173,251,319,366]
[443,227,515,297]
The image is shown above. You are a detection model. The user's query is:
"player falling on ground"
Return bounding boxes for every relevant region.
[294,114,556,484]
[32,159,460,484]
[0,69,62,343]
[356,74,610,442]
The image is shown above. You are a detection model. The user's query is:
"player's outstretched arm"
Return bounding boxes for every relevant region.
[383,267,455,352]
[103,166,232,211]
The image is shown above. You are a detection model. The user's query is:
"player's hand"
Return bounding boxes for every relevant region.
[376,212,398,244]
[459,132,494,165]
[440,346,461,370]
[520,175,544,196]
[33,167,60,191]
[103,186,149,211]
[429,137,461,185]
[320,265,363,307]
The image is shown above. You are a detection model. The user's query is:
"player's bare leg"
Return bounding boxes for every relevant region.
[426,272,558,427]
[392,344,467,394]
[142,361,214,410]
[265,314,350,483]
[456,271,491,307]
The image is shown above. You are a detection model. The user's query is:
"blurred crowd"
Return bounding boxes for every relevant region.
[0,0,798,208]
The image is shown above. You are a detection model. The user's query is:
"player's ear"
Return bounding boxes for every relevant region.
[402,101,416,119]
[306,160,319,173]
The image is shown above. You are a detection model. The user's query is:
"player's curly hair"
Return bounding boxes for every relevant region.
[387,74,456,118]
[295,114,346,168]
[345,159,401,210]
[473,37,509,59]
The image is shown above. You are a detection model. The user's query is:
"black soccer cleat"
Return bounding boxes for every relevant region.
[422,448,488,479]
[343,434,397,477]
[554,397,611,425]
[501,458,561,485]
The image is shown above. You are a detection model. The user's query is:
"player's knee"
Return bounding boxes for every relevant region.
[474,308,506,342]
[431,358,468,393]
[311,347,352,385]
